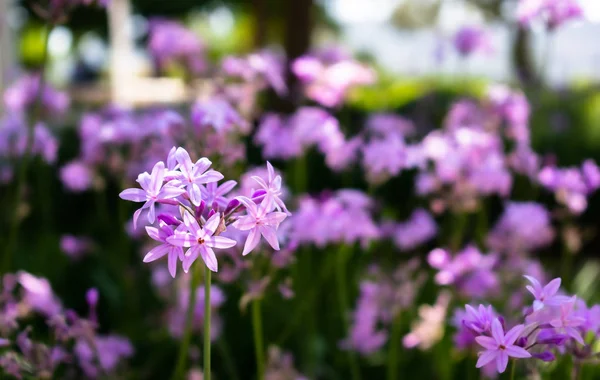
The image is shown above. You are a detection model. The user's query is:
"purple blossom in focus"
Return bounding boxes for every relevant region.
[474,319,531,373]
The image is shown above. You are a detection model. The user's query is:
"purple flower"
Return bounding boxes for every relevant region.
[518,0,583,30]
[17,272,62,317]
[60,160,93,192]
[148,18,206,74]
[251,162,290,215]
[475,319,531,373]
[487,202,554,254]
[191,98,248,134]
[292,55,376,107]
[171,148,224,206]
[232,196,287,256]
[524,275,570,311]
[167,213,236,272]
[549,297,586,344]
[119,161,186,227]
[200,180,237,210]
[144,221,185,278]
[60,235,93,259]
[390,209,437,251]
[453,26,493,57]
[463,304,496,335]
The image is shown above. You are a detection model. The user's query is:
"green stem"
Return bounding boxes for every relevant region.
[560,236,574,288]
[171,265,201,380]
[293,156,307,193]
[509,360,516,380]
[204,269,212,380]
[387,314,401,380]
[450,212,468,252]
[252,298,265,380]
[335,245,361,380]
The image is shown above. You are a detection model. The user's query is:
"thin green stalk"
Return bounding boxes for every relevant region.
[335,245,361,380]
[4,23,53,272]
[560,237,574,288]
[252,298,265,380]
[293,156,307,193]
[171,265,201,380]
[204,269,212,380]
[387,314,401,380]
[449,212,468,252]
[509,360,516,380]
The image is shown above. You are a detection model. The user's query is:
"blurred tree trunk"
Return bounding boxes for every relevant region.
[512,26,539,87]
[253,0,267,49]
[283,0,313,111]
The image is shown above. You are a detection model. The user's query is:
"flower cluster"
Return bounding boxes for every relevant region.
[455,275,600,374]
[147,18,207,75]
[119,147,289,276]
[287,189,379,248]
[517,0,583,30]
[292,53,376,108]
[342,260,426,355]
[538,160,600,214]
[0,272,132,378]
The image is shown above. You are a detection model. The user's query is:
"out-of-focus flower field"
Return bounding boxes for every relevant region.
[1,0,600,379]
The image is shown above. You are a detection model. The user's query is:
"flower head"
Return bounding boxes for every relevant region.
[475,319,531,373]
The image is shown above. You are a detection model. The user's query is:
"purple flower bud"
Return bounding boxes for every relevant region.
[533,352,556,362]
[207,209,216,219]
[538,334,568,346]
[212,201,219,213]
[157,214,181,226]
[251,189,267,203]
[516,336,527,347]
[196,200,206,219]
[498,316,506,331]
[224,199,241,214]
[86,288,99,307]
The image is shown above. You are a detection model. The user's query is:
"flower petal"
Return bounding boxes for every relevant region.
[157,185,186,200]
[167,248,178,278]
[199,246,218,272]
[496,351,509,373]
[544,278,561,297]
[203,213,221,236]
[206,236,237,249]
[182,212,201,236]
[259,225,280,251]
[150,161,166,194]
[504,324,525,346]
[475,336,498,350]
[166,232,197,247]
[242,228,261,256]
[143,244,170,263]
[476,350,497,368]
[189,183,202,206]
[232,215,256,231]
[216,180,237,196]
[505,345,531,359]
[119,188,147,202]
[145,226,161,242]
[182,246,200,273]
[491,319,504,345]
[197,169,224,184]
[263,212,287,227]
